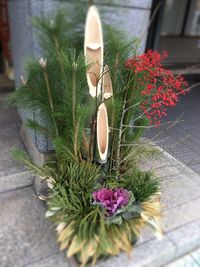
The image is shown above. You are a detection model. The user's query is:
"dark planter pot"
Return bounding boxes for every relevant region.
[33,175,50,197]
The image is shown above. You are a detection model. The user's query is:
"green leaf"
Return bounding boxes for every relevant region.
[105,215,123,225]
[122,204,141,220]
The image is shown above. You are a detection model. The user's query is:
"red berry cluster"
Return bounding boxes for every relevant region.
[125,50,188,127]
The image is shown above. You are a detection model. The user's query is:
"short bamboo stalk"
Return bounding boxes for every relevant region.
[96,103,109,163]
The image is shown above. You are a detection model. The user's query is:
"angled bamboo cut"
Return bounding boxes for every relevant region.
[84,5,104,97]
[102,65,113,99]
[96,103,109,163]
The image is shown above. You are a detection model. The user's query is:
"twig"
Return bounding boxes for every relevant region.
[89,115,96,161]
[122,119,184,129]
[109,53,120,175]
[124,102,140,113]
[187,82,200,91]
[138,2,161,46]
[174,64,200,76]
[116,95,127,176]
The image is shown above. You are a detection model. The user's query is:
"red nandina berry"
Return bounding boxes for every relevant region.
[125,50,188,127]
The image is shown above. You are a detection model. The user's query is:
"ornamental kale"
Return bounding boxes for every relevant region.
[92,188,129,216]
[92,188,141,225]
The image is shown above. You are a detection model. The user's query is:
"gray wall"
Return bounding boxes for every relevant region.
[8,0,50,152]
[8,0,152,153]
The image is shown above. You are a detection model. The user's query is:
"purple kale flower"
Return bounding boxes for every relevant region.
[92,188,129,216]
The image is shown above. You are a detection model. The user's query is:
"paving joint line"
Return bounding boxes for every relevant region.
[164,246,200,267]
[21,251,62,267]
[191,252,200,266]
[166,217,200,235]
[0,183,33,195]
[163,196,200,213]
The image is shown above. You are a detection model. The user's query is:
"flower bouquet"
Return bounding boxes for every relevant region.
[10,4,187,267]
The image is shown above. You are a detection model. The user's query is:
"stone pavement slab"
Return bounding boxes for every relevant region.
[25,253,71,267]
[166,254,199,267]
[0,96,24,174]
[191,248,200,264]
[140,148,200,210]
[163,198,200,232]
[0,126,25,174]
[96,236,177,267]
[96,219,200,267]
[0,187,60,267]
[0,95,33,191]
[167,219,200,259]
[161,174,200,211]
[0,171,34,193]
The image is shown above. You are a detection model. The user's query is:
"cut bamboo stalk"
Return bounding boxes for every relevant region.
[84,5,104,98]
[102,65,113,99]
[96,103,109,163]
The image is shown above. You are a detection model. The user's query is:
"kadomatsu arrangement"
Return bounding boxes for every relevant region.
[10,4,187,267]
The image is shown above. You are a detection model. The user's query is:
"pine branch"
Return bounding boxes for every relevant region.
[40,61,59,137]
[25,119,50,136]
[72,59,77,130]
[54,137,77,162]
[54,37,65,76]
[11,149,46,177]
[73,120,80,161]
